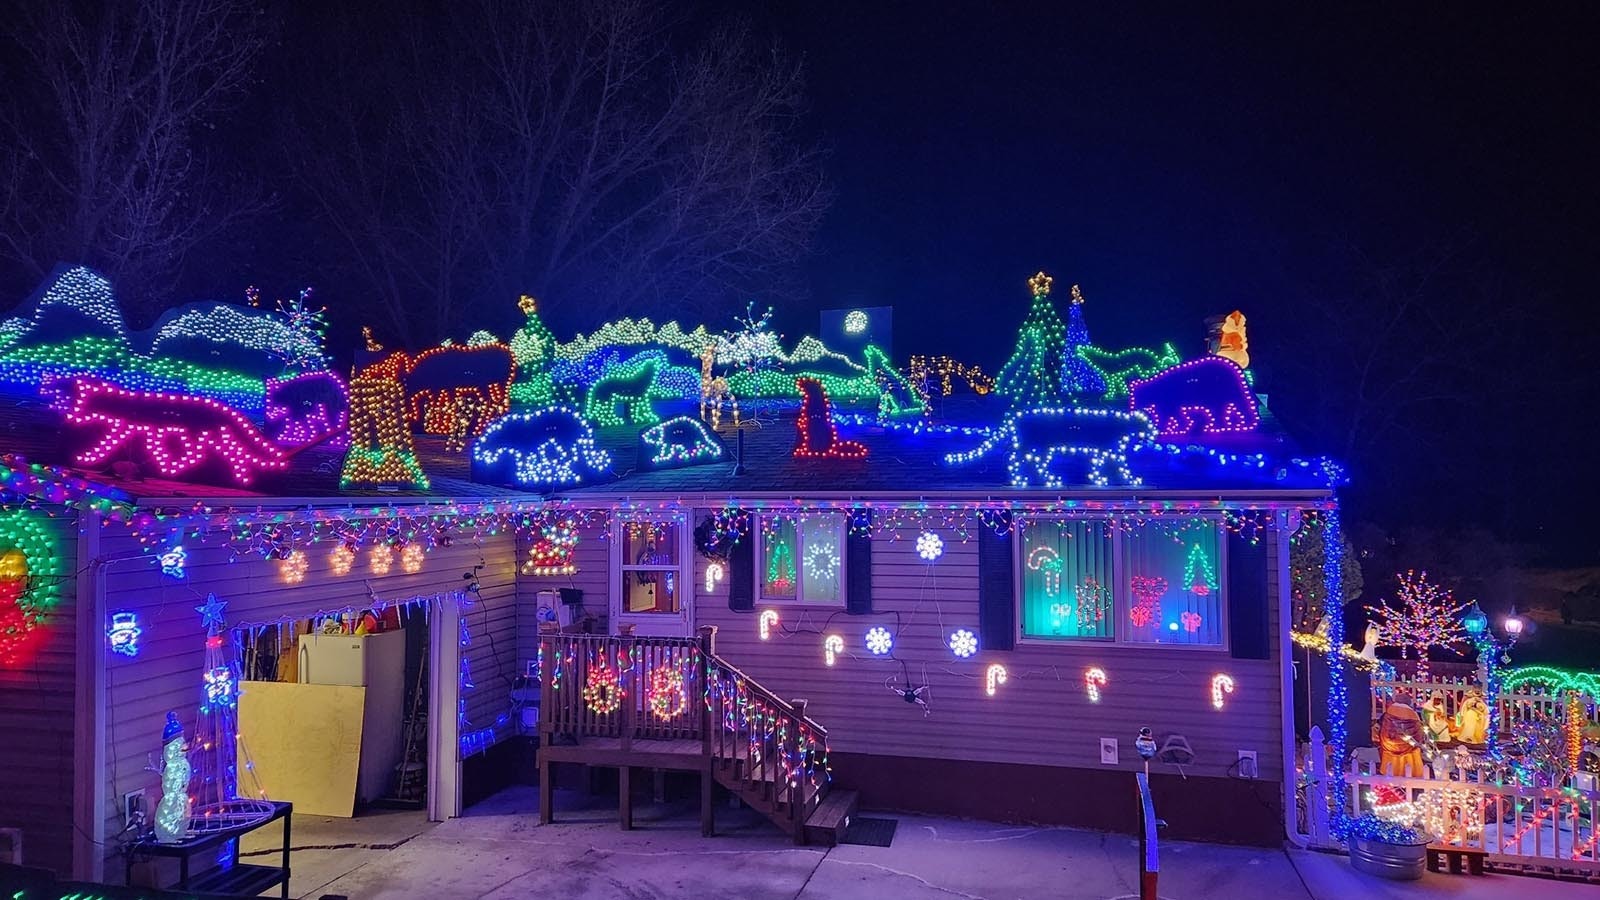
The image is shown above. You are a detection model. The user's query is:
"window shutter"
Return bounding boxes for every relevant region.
[727,518,754,612]
[846,512,872,615]
[978,512,1015,651]
[1227,530,1270,659]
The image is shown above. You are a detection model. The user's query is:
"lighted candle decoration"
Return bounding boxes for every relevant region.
[1211,673,1235,710]
[986,664,1008,697]
[824,634,844,666]
[1084,667,1107,703]
[948,629,978,659]
[279,549,308,584]
[401,543,425,574]
[759,609,779,640]
[369,544,393,576]
[704,561,725,593]
[329,543,355,576]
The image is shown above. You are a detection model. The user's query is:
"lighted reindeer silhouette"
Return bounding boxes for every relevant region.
[699,343,739,430]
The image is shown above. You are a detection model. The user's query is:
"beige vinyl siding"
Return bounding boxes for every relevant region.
[0,508,78,875]
[515,523,609,665]
[99,525,516,874]
[694,513,1285,782]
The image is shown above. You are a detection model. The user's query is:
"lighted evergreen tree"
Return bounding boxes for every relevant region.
[509,295,558,406]
[995,271,1068,408]
[1366,570,1468,681]
[188,594,271,833]
[1059,284,1106,398]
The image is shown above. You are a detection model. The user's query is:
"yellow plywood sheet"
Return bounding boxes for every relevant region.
[238,681,366,817]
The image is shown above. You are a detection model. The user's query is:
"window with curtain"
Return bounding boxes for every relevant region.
[620,520,681,614]
[757,514,844,605]
[1019,518,1115,640]
[1122,519,1224,646]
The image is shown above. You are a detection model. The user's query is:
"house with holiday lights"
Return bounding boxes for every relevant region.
[0,265,1361,891]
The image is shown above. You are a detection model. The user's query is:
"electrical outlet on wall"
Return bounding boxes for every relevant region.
[1237,750,1258,779]
[123,789,146,826]
[1100,737,1119,765]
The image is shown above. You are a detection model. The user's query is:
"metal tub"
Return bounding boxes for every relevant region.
[1348,836,1429,880]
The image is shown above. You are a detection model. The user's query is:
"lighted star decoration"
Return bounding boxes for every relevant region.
[948,628,978,659]
[1070,284,1086,306]
[865,626,894,656]
[518,295,539,315]
[195,593,228,631]
[1028,271,1053,297]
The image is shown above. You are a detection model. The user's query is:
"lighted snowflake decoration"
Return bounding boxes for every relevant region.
[916,531,944,561]
[865,626,894,656]
[844,309,868,334]
[805,541,840,580]
[948,628,978,658]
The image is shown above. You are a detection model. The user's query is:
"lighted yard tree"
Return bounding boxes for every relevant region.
[1059,284,1106,398]
[1367,570,1468,681]
[995,271,1067,408]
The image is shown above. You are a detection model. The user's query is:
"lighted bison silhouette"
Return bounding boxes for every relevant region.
[1128,357,1258,437]
[470,407,611,489]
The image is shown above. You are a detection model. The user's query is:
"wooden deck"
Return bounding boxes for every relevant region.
[540,736,706,770]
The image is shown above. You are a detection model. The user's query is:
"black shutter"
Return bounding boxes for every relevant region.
[977,512,1015,650]
[846,511,873,615]
[727,516,754,611]
[1227,530,1270,659]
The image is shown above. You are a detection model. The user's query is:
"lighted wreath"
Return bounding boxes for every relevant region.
[0,509,62,667]
[582,663,623,715]
[647,664,688,720]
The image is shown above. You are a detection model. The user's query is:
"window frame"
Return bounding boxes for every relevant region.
[752,512,848,607]
[1014,514,1231,652]
[613,513,690,618]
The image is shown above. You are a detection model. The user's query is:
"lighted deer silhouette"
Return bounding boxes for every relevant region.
[699,343,738,429]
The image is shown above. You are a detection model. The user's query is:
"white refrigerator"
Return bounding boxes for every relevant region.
[299,630,407,804]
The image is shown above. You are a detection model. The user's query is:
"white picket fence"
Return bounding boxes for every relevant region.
[1370,676,1597,734]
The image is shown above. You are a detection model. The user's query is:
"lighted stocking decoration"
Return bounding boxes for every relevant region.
[153,712,190,843]
[793,377,866,458]
[1130,576,1167,628]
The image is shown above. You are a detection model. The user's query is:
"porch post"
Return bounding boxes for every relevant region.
[428,593,463,821]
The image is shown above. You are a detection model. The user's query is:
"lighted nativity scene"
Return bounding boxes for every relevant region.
[0,263,1594,894]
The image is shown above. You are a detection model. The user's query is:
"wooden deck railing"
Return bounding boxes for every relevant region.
[537,625,831,836]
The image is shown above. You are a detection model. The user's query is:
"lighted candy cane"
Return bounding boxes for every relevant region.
[704,561,725,593]
[1211,673,1235,710]
[759,609,779,641]
[1027,547,1063,595]
[986,663,1008,697]
[823,634,844,666]
[1084,667,1107,703]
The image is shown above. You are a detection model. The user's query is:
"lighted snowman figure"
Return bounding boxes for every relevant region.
[153,711,190,843]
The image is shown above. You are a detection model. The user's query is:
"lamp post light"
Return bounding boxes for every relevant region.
[1463,601,1522,762]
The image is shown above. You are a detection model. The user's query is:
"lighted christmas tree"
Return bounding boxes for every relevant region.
[509,295,558,407]
[1059,284,1106,398]
[995,271,1068,408]
[1367,570,1468,681]
[188,593,272,833]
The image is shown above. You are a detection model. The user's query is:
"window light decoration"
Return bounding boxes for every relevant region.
[1180,611,1203,632]
[759,609,779,641]
[1074,577,1110,627]
[1130,576,1168,628]
[793,377,867,458]
[1027,546,1063,595]
[107,611,142,657]
[1128,356,1260,436]
[1084,667,1106,703]
[54,377,289,486]
[329,544,356,576]
[401,543,425,574]
[948,629,978,659]
[583,662,623,714]
[704,560,725,593]
[523,518,580,575]
[471,407,611,488]
[804,539,840,582]
[584,350,667,426]
[864,626,893,656]
[340,374,429,490]
[369,544,393,576]
[1182,544,1218,596]
[279,549,308,584]
[916,531,944,561]
[986,663,1008,697]
[647,664,688,720]
[159,545,187,579]
[823,634,844,666]
[844,310,868,334]
[639,415,724,469]
[944,406,1154,487]
[1211,673,1235,710]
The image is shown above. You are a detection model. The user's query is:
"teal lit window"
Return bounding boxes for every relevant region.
[1019,518,1115,640]
[757,514,844,605]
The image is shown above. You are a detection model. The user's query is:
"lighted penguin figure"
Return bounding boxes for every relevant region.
[154,712,190,843]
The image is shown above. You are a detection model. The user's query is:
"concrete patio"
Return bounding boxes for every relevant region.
[239,786,1597,899]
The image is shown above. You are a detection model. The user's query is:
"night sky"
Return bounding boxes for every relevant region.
[736,4,1598,561]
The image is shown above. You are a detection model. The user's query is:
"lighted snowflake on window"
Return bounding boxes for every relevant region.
[865,626,894,656]
[844,310,868,334]
[916,531,944,561]
[948,628,978,658]
[805,540,840,581]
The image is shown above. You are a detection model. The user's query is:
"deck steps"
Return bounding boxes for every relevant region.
[803,789,859,847]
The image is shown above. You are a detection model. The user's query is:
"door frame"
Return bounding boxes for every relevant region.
[609,511,694,636]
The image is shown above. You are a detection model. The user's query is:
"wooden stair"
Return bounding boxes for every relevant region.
[537,626,848,845]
